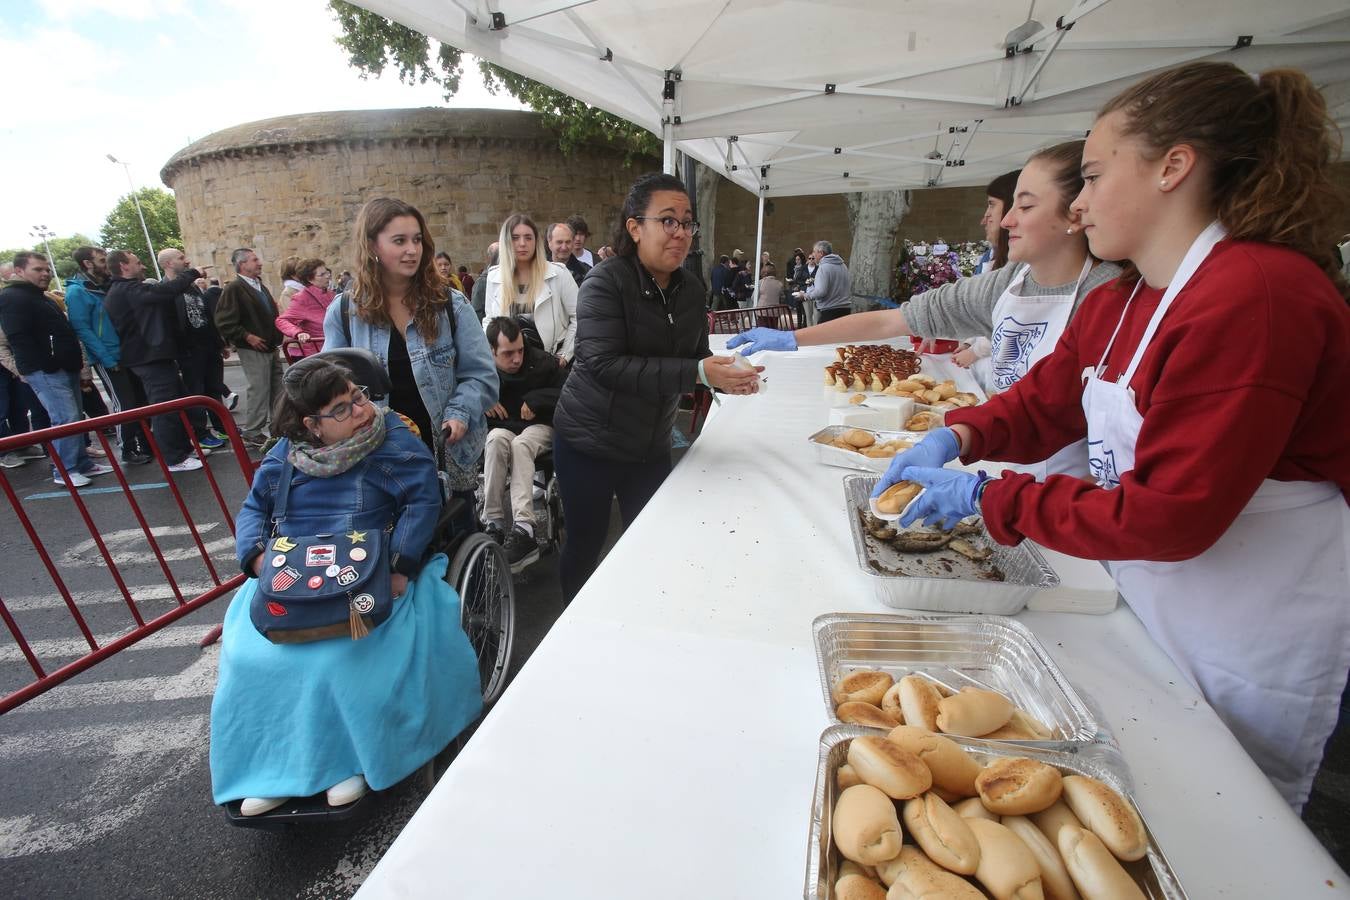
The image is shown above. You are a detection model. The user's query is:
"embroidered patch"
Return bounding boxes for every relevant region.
[271,566,300,592]
[305,545,336,567]
[266,601,287,617]
[352,593,375,614]
[335,565,359,587]
[346,530,367,544]
[271,536,297,552]
[307,575,324,589]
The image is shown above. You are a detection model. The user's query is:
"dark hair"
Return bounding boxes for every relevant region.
[13,250,47,270]
[984,169,1020,270]
[485,316,522,349]
[295,257,327,286]
[1026,141,1085,220]
[1100,61,1348,299]
[272,359,355,444]
[457,265,468,274]
[566,215,589,237]
[350,198,446,340]
[72,246,103,272]
[106,249,134,277]
[612,172,689,257]
[762,263,777,277]
[718,254,730,264]
[435,251,452,263]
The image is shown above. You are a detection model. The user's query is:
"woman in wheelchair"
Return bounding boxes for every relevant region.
[210,358,483,817]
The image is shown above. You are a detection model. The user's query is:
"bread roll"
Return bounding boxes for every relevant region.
[1002,816,1081,900]
[838,763,864,790]
[1030,799,1085,847]
[936,688,1015,737]
[876,481,922,515]
[1060,776,1147,862]
[848,736,933,800]
[834,670,895,706]
[839,860,878,881]
[902,793,982,875]
[844,428,877,448]
[966,818,1045,900]
[1057,825,1146,900]
[885,725,981,797]
[976,757,1064,816]
[879,846,984,899]
[953,796,999,821]
[880,682,906,722]
[1011,708,1054,740]
[837,871,890,900]
[897,675,943,732]
[982,708,1052,742]
[838,701,903,729]
[833,784,904,865]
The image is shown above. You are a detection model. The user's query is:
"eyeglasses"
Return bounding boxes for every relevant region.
[313,385,371,422]
[633,216,701,237]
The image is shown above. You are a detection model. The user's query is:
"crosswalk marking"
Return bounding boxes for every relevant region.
[12,651,220,713]
[3,582,218,613]
[0,622,216,665]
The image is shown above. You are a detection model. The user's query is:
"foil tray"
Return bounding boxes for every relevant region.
[805,724,1187,900]
[808,425,930,473]
[813,612,1108,746]
[843,473,1059,614]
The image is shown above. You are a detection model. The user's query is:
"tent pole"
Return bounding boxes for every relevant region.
[663,121,676,174]
[751,189,765,305]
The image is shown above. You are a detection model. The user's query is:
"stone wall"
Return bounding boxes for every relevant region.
[162,109,658,281]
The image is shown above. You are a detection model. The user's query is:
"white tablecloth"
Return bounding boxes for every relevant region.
[357,342,1349,899]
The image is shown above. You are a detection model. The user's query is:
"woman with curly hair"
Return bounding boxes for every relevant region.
[323,198,497,502]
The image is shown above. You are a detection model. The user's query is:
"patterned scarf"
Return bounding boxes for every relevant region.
[287,407,387,477]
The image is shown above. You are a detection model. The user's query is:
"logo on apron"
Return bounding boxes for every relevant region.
[1087,441,1122,489]
[991,316,1049,390]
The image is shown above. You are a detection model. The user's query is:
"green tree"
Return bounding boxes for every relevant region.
[2,234,96,282]
[328,1,659,159]
[98,187,182,266]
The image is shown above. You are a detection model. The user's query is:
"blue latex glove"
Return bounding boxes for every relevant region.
[725,327,797,354]
[897,467,989,529]
[871,427,960,497]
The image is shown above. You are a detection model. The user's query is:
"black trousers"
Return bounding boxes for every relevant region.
[818,306,851,323]
[178,352,222,434]
[96,365,150,458]
[130,360,193,464]
[552,431,672,603]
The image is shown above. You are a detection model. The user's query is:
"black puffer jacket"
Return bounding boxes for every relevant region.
[0,281,83,374]
[553,255,710,462]
[104,269,202,367]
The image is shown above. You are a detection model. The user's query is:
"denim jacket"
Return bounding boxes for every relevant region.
[235,412,442,578]
[321,291,498,475]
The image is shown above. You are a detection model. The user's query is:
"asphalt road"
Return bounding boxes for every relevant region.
[0,364,617,898]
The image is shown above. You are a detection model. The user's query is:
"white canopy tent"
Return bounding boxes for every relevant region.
[354,0,1350,293]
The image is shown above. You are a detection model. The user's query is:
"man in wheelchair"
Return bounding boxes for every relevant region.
[483,317,568,572]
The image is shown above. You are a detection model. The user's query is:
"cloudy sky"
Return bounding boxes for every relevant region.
[1,0,524,249]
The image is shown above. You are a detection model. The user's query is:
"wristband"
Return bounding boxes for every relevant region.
[972,470,993,508]
[697,358,713,389]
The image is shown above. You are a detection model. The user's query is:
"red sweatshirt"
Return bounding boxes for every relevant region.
[946,240,1350,562]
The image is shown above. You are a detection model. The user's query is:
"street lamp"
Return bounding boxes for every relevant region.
[29,225,62,291]
[106,153,161,278]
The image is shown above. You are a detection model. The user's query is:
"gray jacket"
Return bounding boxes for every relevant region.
[902,261,1122,340]
[805,254,852,311]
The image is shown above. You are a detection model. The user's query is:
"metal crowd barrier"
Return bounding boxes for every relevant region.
[0,396,256,713]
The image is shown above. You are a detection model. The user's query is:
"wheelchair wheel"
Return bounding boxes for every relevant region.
[448,533,516,706]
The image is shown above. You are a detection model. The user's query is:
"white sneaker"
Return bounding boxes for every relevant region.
[82,462,114,477]
[239,796,288,816]
[54,471,92,487]
[166,456,204,472]
[224,391,239,411]
[0,452,25,469]
[326,774,368,807]
[85,444,107,458]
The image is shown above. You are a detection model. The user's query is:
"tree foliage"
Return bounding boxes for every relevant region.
[98,187,182,265]
[2,234,97,281]
[328,1,659,159]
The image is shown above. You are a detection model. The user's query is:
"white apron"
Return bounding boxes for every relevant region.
[989,260,1093,480]
[1082,222,1350,808]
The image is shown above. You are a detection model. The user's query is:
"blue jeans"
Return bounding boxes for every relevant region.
[24,370,91,476]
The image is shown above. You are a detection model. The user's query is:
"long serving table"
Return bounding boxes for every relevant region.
[356,342,1350,899]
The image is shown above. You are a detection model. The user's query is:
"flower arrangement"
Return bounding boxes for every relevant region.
[894,239,990,301]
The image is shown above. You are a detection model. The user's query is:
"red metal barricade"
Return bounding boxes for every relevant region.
[0,396,257,714]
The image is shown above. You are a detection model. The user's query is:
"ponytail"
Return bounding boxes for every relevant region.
[1101,62,1348,300]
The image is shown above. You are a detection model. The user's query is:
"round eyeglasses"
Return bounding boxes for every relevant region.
[633,216,701,237]
[313,385,371,422]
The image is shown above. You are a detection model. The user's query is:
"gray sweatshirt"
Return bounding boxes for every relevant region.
[805,253,852,311]
[902,260,1122,340]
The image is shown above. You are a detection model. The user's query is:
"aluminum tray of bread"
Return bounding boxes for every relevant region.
[809,426,931,472]
[805,724,1187,899]
[843,473,1059,614]
[813,613,1103,745]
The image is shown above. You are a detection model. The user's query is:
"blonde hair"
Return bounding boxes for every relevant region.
[496,213,550,314]
[348,197,448,341]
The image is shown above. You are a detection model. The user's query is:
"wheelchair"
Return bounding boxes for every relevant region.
[474,444,565,574]
[223,348,516,829]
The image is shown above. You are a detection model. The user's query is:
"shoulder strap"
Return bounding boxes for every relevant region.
[272,456,296,524]
[443,291,458,340]
[341,293,351,345]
